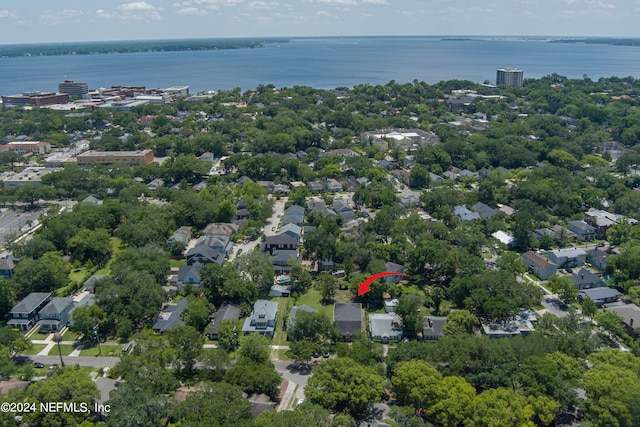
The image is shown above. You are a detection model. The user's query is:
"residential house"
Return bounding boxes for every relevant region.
[570,268,605,290]
[328,148,357,158]
[334,303,362,341]
[429,172,444,184]
[498,204,515,216]
[37,297,75,332]
[147,178,165,191]
[604,303,640,333]
[307,181,324,193]
[378,160,396,171]
[81,195,102,205]
[384,299,399,314]
[83,274,106,293]
[400,195,421,208]
[332,199,357,222]
[177,265,202,289]
[568,220,596,241]
[262,235,298,254]
[492,230,515,247]
[281,205,305,227]
[193,181,208,191]
[202,222,239,238]
[269,284,291,298]
[369,313,403,343]
[0,259,15,279]
[199,152,215,162]
[306,199,336,217]
[547,248,587,269]
[392,169,410,184]
[278,223,302,241]
[271,250,300,274]
[185,246,226,266]
[587,247,610,270]
[195,235,233,256]
[207,302,241,340]
[385,262,406,284]
[257,181,275,194]
[522,251,558,280]
[422,316,447,340]
[356,177,371,187]
[242,300,278,337]
[273,184,290,194]
[339,177,360,192]
[7,292,51,331]
[153,298,188,333]
[471,202,499,219]
[579,287,621,307]
[167,226,192,245]
[454,205,480,221]
[287,305,317,331]
[317,259,336,273]
[326,179,342,192]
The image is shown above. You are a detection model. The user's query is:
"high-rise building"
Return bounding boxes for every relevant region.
[496,68,524,87]
[58,80,89,96]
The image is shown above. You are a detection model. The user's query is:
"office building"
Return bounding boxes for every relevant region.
[2,92,69,108]
[496,68,524,87]
[58,80,89,97]
[76,149,154,165]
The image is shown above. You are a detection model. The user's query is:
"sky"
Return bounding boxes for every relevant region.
[0,0,638,45]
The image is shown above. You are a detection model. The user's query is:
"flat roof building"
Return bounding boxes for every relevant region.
[58,80,89,97]
[2,92,69,108]
[0,141,51,155]
[76,149,154,165]
[496,68,524,88]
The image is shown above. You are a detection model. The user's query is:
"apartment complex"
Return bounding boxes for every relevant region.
[496,68,524,88]
[76,149,154,165]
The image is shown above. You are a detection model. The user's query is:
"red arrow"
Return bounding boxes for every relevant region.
[358,272,409,296]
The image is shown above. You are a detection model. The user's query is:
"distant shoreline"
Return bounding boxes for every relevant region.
[0,38,289,58]
[2,36,639,58]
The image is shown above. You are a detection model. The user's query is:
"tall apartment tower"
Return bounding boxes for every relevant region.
[58,80,89,96]
[496,68,524,88]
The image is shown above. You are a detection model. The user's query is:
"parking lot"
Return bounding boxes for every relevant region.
[0,208,47,246]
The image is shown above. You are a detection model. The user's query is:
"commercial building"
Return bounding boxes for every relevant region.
[2,167,58,187]
[0,141,51,155]
[58,80,89,97]
[2,92,69,108]
[496,68,524,88]
[76,149,154,165]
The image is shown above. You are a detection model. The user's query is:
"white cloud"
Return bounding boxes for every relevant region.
[584,0,616,9]
[248,1,280,9]
[40,9,86,25]
[306,0,358,5]
[118,2,157,12]
[362,0,389,4]
[0,9,15,18]
[176,7,202,14]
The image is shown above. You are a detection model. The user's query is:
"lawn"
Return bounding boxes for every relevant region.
[94,237,126,276]
[271,297,290,349]
[62,329,80,341]
[51,344,76,356]
[170,258,187,268]
[80,345,121,357]
[291,289,333,317]
[21,344,47,355]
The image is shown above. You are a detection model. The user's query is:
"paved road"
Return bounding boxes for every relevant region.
[25,355,121,368]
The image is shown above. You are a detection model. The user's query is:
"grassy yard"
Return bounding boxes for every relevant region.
[271,297,290,349]
[62,329,80,341]
[291,289,333,317]
[94,237,126,276]
[80,345,122,357]
[48,344,76,356]
[21,344,47,355]
[170,258,187,268]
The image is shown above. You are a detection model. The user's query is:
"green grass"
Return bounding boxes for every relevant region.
[94,237,126,276]
[51,344,76,356]
[271,297,290,350]
[80,345,122,357]
[21,344,47,355]
[170,258,187,268]
[292,289,333,317]
[62,329,80,341]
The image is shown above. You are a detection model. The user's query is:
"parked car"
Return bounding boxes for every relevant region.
[33,362,44,369]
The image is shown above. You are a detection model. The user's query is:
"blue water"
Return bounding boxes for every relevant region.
[1,36,639,95]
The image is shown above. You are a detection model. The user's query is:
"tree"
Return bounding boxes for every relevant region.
[67,228,113,266]
[316,272,338,303]
[166,325,204,377]
[217,319,243,350]
[391,360,442,408]
[409,164,430,189]
[71,304,107,343]
[547,275,579,304]
[582,362,640,426]
[395,293,423,336]
[496,251,527,275]
[172,382,253,427]
[254,402,332,427]
[581,298,597,319]
[182,296,213,332]
[429,287,445,315]
[22,366,100,427]
[110,246,170,285]
[595,310,625,338]
[233,250,275,295]
[13,252,71,295]
[443,309,479,335]
[237,333,271,364]
[224,361,282,398]
[106,382,169,427]
[305,357,385,417]
[470,387,535,427]
[427,376,476,426]
[286,340,318,362]
[287,310,336,344]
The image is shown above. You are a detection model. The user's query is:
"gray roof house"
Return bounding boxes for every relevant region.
[579,287,621,307]
[186,246,226,266]
[604,303,640,333]
[587,247,610,270]
[177,265,202,289]
[471,202,499,219]
[567,220,596,241]
[454,205,481,221]
[570,268,605,290]
[334,303,362,340]
[167,226,192,245]
[369,313,403,343]
[278,223,302,241]
[37,297,75,332]
[242,300,279,337]
[207,302,241,340]
[522,251,557,281]
[153,298,189,333]
[287,305,317,330]
[547,248,587,269]
[422,316,447,340]
[385,262,406,284]
[7,292,52,331]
